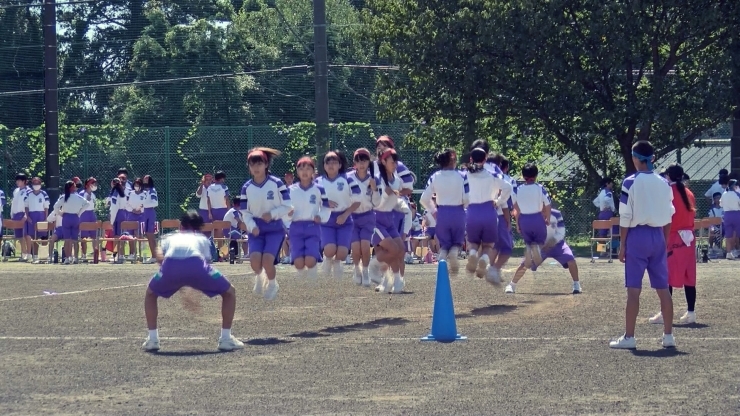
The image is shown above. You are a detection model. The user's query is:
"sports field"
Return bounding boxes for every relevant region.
[1,258,738,415]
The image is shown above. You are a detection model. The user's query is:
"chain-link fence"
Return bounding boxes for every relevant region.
[0,124,730,239]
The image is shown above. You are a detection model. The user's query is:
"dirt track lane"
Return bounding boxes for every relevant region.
[1,260,739,415]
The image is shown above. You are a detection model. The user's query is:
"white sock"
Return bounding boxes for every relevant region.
[394,271,402,280]
[480,254,489,264]
[354,264,360,273]
[148,329,158,340]
[220,328,231,339]
[307,266,318,278]
[469,249,477,257]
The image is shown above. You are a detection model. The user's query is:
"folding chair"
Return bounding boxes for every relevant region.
[29,221,50,262]
[1,219,25,261]
[211,220,232,259]
[589,220,614,263]
[120,220,148,263]
[694,218,708,262]
[412,235,431,264]
[79,221,102,263]
[703,216,723,256]
[159,219,181,235]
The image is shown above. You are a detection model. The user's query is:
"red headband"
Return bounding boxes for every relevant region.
[296,156,315,169]
[376,136,395,148]
[248,150,267,163]
[354,148,371,159]
[380,148,397,161]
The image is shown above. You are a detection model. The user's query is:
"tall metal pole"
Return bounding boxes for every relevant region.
[732,108,740,177]
[313,0,330,171]
[43,0,60,202]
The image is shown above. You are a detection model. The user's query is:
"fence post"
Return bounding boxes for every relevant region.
[164,126,171,219]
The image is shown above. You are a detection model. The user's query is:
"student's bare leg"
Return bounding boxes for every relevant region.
[625,288,641,338]
[361,240,371,267]
[220,286,236,329]
[146,233,157,257]
[567,260,580,282]
[144,289,158,330]
[262,254,277,280]
[657,288,673,335]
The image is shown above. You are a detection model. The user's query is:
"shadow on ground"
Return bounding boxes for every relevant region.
[289,317,411,338]
[456,304,519,319]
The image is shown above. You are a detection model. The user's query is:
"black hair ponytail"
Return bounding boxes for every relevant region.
[666,164,694,211]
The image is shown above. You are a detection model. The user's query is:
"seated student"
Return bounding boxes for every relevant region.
[707,191,724,255]
[223,196,249,260]
[505,208,582,295]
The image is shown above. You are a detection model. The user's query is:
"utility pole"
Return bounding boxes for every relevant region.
[43,0,60,202]
[313,0,330,171]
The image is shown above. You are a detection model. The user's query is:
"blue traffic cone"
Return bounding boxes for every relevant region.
[421,260,467,342]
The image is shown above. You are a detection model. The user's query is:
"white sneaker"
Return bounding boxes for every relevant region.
[648,312,664,324]
[368,258,383,284]
[361,268,370,287]
[448,250,460,275]
[81,254,87,262]
[662,333,676,348]
[333,260,344,279]
[531,245,543,265]
[679,311,696,324]
[142,337,160,351]
[465,252,479,274]
[609,334,637,349]
[504,282,515,294]
[572,281,582,294]
[391,275,405,294]
[475,257,488,279]
[321,257,333,277]
[375,274,390,293]
[253,272,265,295]
[32,256,41,264]
[144,257,157,264]
[353,267,363,285]
[263,279,279,301]
[523,246,533,268]
[218,335,245,351]
[727,252,736,260]
[486,267,502,285]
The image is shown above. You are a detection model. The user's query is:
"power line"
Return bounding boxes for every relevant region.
[0,65,310,97]
[0,1,96,10]
[0,64,398,98]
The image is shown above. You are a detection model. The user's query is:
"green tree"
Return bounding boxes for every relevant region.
[0,5,44,129]
[368,0,739,183]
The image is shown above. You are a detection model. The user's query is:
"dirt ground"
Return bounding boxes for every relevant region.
[0,257,739,415]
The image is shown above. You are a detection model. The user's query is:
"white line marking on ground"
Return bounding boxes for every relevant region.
[0,336,738,342]
[0,283,148,302]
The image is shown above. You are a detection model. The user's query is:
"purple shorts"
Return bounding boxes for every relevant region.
[321,211,353,249]
[597,209,618,237]
[435,205,466,251]
[199,208,212,236]
[496,214,513,255]
[142,208,157,234]
[80,210,97,238]
[528,240,575,272]
[210,207,229,236]
[54,226,63,239]
[351,210,375,243]
[248,218,284,263]
[426,226,436,240]
[723,211,740,238]
[372,211,401,246]
[518,213,547,245]
[289,220,322,262]
[26,211,47,238]
[394,211,405,235]
[61,213,80,241]
[625,225,668,289]
[113,210,128,236]
[466,202,498,245]
[11,212,25,238]
[148,256,231,298]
